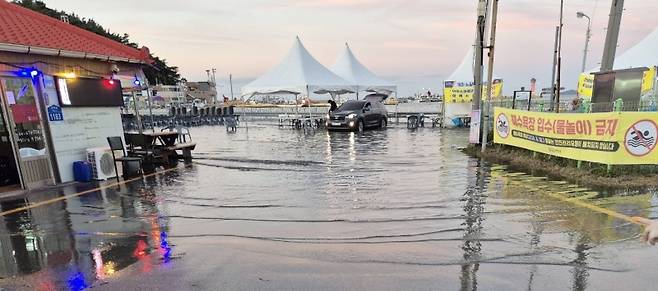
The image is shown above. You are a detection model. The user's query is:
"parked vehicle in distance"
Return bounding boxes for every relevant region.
[326,95,388,132]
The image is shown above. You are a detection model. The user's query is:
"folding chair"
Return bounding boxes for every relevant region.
[107,136,143,181]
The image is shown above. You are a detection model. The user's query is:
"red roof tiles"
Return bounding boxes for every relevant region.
[0,1,150,62]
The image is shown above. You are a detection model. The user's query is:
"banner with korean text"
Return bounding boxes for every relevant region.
[493,107,658,165]
[443,79,503,104]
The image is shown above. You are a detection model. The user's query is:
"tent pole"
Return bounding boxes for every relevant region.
[395,90,399,125]
[306,85,312,127]
[440,85,446,127]
[244,94,253,131]
[295,93,299,124]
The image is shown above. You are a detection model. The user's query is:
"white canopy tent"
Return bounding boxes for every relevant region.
[442,46,504,127]
[442,47,475,128]
[589,26,658,72]
[241,37,354,100]
[330,43,396,99]
[445,46,500,82]
[446,46,475,82]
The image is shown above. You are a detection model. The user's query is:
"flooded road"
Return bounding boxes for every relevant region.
[1,123,657,290]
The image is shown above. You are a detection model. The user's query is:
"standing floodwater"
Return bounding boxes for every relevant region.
[0,124,657,290]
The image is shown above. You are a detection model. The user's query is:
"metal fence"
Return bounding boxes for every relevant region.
[234,106,328,116]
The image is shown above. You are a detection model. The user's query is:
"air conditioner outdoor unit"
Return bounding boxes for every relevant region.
[86,147,118,180]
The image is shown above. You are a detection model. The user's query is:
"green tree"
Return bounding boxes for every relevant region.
[13,0,180,85]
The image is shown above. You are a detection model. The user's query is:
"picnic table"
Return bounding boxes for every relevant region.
[142,131,179,146]
[278,114,301,127]
[125,131,196,166]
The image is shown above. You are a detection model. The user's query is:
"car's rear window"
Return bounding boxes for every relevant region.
[338,101,366,111]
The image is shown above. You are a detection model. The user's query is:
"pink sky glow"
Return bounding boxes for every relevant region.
[42,0,658,96]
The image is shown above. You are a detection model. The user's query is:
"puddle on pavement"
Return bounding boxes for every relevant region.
[0,125,656,290]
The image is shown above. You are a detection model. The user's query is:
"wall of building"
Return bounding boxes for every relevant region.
[186,81,218,105]
[1,52,144,183]
[42,75,125,183]
[49,108,124,183]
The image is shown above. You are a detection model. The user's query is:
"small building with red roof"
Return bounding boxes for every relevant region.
[0,1,153,192]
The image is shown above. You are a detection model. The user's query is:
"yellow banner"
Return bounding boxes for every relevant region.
[641,66,656,97]
[443,79,503,104]
[577,66,656,100]
[493,107,658,165]
[577,73,594,99]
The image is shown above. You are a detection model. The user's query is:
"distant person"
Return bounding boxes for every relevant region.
[637,217,658,245]
[328,100,337,112]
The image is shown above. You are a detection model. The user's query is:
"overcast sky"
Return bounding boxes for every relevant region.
[43,0,658,96]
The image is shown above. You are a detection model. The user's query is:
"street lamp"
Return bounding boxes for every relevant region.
[577,11,592,72]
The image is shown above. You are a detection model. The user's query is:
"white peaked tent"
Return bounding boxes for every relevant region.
[241,37,354,99]
[442,47,475,128]
[446,46,475,82]
[589,26,658,71]
[444,46,506,91]
[445,46,499,82]
[330,43,396,98]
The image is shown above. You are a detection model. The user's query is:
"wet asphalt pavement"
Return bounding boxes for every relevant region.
[0,123,657,290]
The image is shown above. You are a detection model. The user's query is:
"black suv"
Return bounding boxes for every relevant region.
[326,96,388,132]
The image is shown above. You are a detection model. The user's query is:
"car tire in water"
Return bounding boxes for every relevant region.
[356,120,364,132]
[380,118,387,129]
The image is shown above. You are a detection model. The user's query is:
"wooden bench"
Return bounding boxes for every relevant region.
[163,142,196,162]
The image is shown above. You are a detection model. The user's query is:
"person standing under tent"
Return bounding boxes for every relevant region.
[328,100,337,113]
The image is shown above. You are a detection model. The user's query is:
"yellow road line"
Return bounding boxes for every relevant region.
[0,167,181,217]
[501,170,650,226]
[547,192,648,226]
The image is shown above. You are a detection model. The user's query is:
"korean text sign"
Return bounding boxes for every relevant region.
[493,107,658,165]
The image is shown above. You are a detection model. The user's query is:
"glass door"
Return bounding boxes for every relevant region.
[0,98,20,192]
[0,77,54,189]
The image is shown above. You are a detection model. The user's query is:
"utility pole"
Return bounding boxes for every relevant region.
[472,0,489,146]
[550,26,559,111]
[229,74,235,100]
[473,0,488,113]
[601,0,625,71]
[481,0,499,152]
[577,12,592,72]
[556,0,564,113]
